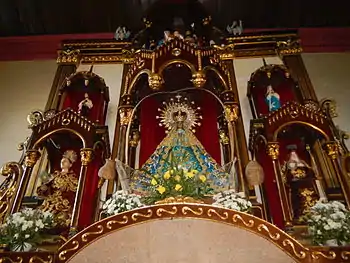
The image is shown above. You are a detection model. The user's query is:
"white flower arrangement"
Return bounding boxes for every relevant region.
[0,208,55,251]
[102,191,144,216]
[306,201,350,246]
[212,190,252,212]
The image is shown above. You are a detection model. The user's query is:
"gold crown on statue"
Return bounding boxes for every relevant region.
[63,150,78,164]
[156,94,202,133]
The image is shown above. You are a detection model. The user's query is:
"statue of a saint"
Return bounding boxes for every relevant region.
[130,105,229,193]
[36,150,78,227]
[282,145,319,222]
[78,93,93,117]
[265,85,281,112]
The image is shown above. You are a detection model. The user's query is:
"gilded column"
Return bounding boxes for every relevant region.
[224,102,248,195]
[45,49,80,111]
[266,142,293,227]
[128,129,140,168]
[11,150,41,213]
[278,40,317,101]
[323,141,350,207]
[70,148,93,235]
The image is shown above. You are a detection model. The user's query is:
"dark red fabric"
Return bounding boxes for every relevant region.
[78,149,103,228]
[139,92,221,166]
[257,146,284,228]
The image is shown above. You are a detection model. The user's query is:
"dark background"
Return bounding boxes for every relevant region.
[0,0,349,37]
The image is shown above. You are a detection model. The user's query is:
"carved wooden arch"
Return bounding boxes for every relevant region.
[56,204,313,263]
[158,59,196,76]
[29,109,98,149]
[272,121,330,142]
[125,69,152,95]
[262,101,332,141]
[203,65,230,91]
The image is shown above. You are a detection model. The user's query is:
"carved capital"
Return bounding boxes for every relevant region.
[148,73,164,91]
[119,106,134,126]
[191,71,206,88]
[24,150,41,167]
[276,39,302,56]
[57,49,80,65]
[219,130,229,145]
[80,148,94,166]
[323,141,339,160]
[221,91,235,103]
[224,104,239,122]
[129,130,140,147]
[267,142,280,160]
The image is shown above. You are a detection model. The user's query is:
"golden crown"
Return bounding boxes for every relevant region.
[156,95,202,133]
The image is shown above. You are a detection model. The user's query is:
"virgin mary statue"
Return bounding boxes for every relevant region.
[129,101,230,194]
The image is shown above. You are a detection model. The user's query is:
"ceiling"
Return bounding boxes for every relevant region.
[0,0,349,37]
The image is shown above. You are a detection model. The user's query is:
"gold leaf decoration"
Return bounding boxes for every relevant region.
[156,206,178,216]
[232,214,254,227]
[207,208,229,220]
[181,206,204,216]
[341,251,350,260]
[131,209,153,221]
[81,225,104,242]
[58,240,80,261]
[29,255,54,263]
[282,239,306,259]
[311,251,337,260]
[257,224,280,240]
[106,215,129,229]
[0,257,23,263]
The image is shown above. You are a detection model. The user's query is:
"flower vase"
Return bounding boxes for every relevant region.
[12,242,32,252]
[324,239,338,247]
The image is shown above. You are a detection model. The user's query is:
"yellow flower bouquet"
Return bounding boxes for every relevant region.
[143,163,214,205]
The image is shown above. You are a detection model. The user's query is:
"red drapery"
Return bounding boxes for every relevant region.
[139,92,221,166]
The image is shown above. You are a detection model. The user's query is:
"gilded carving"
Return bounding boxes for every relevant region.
[106,215,129,229]
[58,240,80,261]
[80,148,94,166]
[24,150,41,167]
[267,142,280,160]
[155,196,204,205]
[29,255,54,263]
[257,224,280,240]
[129,130,140,147]
[341,251,350,260]
[156,206,178,216]
[207,209,229,220]
[232,214,254,227]
[191,71,206,88]
[311,251,337,260]
[282,239,306,259]
[219,130,229,145]
[81,225,104,242]
[323,141,339,160]
[119,106,133,126]
[57,49,80,65]
[0,257,23,263]
[276,39,302,55]
[148,73,164,91]
[181,206,204,216]
[224,104,239,122]
[131,209,153,221]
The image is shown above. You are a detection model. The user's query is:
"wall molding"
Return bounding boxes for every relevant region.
[0,28,349,61]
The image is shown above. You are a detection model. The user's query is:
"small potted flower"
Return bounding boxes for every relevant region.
[306,201,350,246]
[0,208,56,252]
[212,190,252,213]
[102,191,144,216]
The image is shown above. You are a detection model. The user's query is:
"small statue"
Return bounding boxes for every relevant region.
[114,26,131,40]
[78,93,93,117]
[173,30,184,40]
[282,145,319,222]
[149,39,156,50]
[184,30,196,45]
[226,20,243,35]
[265,85,281,112]
[37,150,78,227]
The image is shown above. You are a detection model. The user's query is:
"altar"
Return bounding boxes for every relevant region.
[1,0,350,262]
